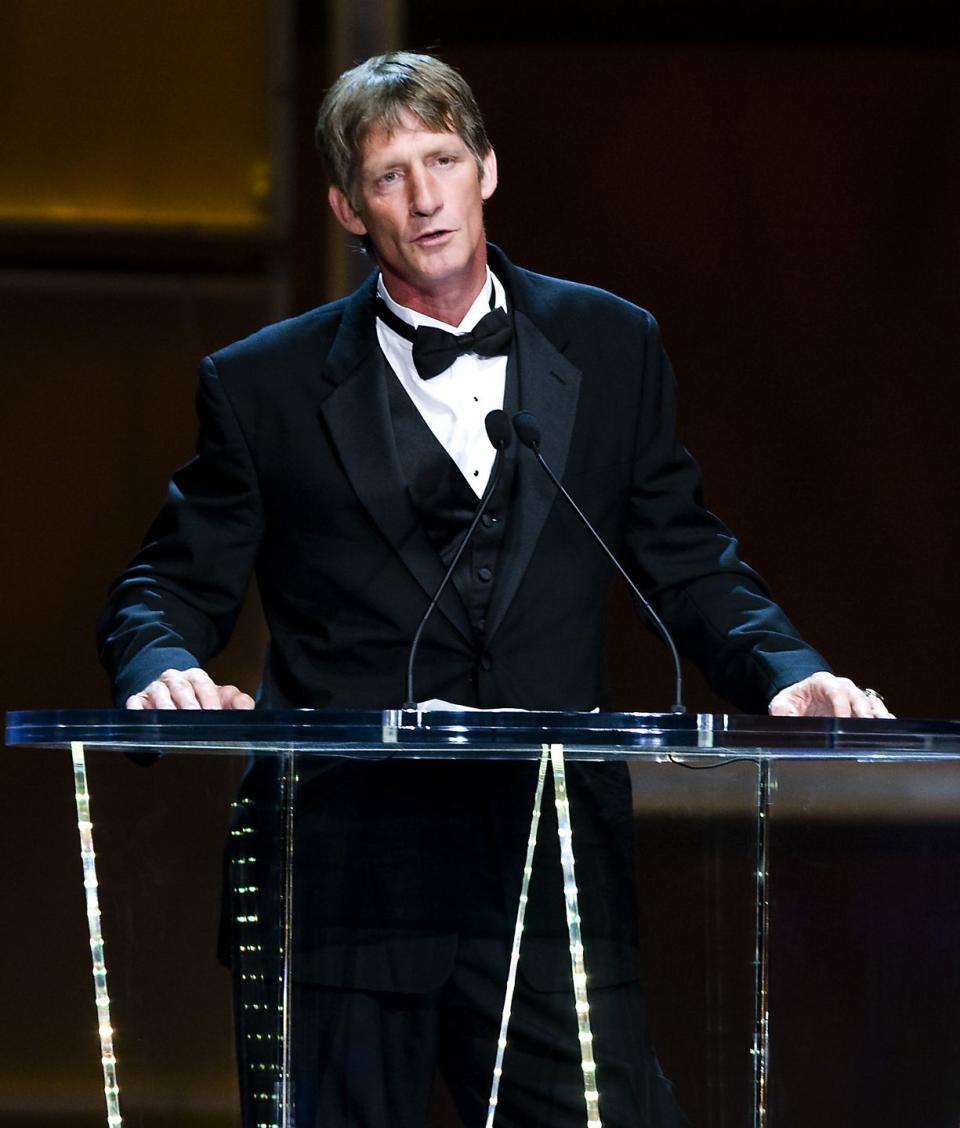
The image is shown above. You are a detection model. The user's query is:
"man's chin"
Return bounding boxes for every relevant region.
[390,254,468,290]
[377,238,487,304]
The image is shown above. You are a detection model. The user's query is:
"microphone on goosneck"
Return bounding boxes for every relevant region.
[402,409,513,710]
[512,410,685,714]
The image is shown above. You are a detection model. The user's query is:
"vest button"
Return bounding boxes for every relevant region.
[477,566,493,583]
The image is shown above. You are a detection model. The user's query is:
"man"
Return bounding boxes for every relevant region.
[98,52,891,1128]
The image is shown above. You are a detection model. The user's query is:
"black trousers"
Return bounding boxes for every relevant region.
[287,937,688,1128]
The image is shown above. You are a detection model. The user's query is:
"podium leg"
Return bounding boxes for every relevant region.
[71,741,123,1128]
[550,743,602,1128]
[485,745,550,1127]
[278,750,295,1128]
[753,759,771,1128]
[485,743,602,1128]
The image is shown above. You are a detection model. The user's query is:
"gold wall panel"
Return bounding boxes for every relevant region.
[0,1,273,230]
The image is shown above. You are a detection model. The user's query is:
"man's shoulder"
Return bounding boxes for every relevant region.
[496,248,658,339]
[208,296,354,372]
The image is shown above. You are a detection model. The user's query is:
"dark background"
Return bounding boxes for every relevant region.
[3,1,958,1124]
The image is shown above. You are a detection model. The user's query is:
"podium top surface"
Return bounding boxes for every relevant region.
[5,708,960,761]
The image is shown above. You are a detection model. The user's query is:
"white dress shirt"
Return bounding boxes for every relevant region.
[376,269,508,499]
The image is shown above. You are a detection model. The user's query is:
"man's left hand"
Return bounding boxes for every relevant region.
[768,671,894,718]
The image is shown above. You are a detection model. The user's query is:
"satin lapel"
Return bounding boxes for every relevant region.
[317,286,472,644]
[485,308,582,641]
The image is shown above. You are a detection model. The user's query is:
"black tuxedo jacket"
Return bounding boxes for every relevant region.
[97,245,828,991]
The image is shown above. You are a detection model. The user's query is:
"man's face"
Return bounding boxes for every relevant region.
[328,111,497,311]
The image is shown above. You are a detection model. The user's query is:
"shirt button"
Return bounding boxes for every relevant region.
[477,566,493,582]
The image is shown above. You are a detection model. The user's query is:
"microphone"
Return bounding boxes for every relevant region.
[403,409,513,709]
[484,407,513,450]
[512,411,685,714]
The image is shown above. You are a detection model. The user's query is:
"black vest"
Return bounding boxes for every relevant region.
[384,347,519,641]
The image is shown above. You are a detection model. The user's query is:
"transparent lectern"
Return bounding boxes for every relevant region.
[7,709,960,1128]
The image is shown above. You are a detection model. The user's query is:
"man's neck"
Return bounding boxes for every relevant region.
[377,262,489,327]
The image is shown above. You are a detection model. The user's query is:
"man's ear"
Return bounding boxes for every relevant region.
[328,185,368,236]
[480,148,498,202]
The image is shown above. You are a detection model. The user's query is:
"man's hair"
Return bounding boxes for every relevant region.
[315,52,491,208]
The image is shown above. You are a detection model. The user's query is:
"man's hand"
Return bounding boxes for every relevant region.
[125,668,255,711]
[768,671,894,718]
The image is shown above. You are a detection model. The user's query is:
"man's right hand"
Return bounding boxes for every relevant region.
[125,668,255,710]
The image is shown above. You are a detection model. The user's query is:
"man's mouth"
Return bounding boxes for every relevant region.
[413,228,453,245]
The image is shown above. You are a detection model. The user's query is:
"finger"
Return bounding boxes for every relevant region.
[850,692,875,719]
[126,693,146,710]
[777,671,829,716]
[159,672,204,710]
[825,676,861,718]
[828,693,853,717]
[798,683,850,716]
[219,685,256,711]
[865,694,895,720]
[768,693,800,717]
[183,670,223,710]
[139,680,178,710]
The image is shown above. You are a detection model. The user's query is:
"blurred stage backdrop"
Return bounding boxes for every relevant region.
[2,2,958,1125]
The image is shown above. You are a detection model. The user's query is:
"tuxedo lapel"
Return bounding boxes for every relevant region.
[317,283,473,645]
[485,307,582,641]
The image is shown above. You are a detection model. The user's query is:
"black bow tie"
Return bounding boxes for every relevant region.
[375,291,512,381]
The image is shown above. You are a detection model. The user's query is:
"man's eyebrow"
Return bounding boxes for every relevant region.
[365,140,463,175]
[363,156,404,178]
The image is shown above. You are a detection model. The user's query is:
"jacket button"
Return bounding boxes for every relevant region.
[480,653,493,671]
[477,566,493,582]
[481,513,497,528]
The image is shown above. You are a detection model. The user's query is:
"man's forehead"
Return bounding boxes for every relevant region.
[360,110,464,159]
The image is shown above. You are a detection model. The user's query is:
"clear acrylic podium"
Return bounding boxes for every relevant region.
[7,708,960,1128]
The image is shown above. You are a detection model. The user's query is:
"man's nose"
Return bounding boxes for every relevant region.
[408,166,441,216]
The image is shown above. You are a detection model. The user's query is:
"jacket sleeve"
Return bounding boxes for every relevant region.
[96,357,264,705]
[622,313,830,712]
